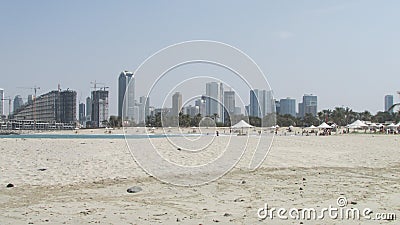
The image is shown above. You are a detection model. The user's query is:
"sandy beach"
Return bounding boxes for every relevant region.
[1,130,399,224]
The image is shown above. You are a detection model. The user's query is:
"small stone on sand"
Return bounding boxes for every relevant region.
[127,186,142,193]
[6,183,14,188]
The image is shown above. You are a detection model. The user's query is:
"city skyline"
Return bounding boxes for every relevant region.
[1,1,399,116]
[1,83,399,119]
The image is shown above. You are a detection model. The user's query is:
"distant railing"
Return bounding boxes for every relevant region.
[0,119,76,130]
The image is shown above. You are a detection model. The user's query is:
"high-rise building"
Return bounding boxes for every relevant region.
[385,95,394,112]
[79,103,85,125]
[91,90,109,128]
[195,97,206,116]
[86,97,92,121]
[275,100,281,115]
[185,105,199,117]
[219,83,224,123]
[172,92,182,116]
[28,95,33,105]
[138,96,150,124]
[298,94,317,118]
[13,90,77,123]
[223,91,235,124]
[262,90,275,115]
[118,71,135,120]
[279,98,296,117]
[234,107,241,115]
[13,95,24,113]
[133,105,140,124]
[0,88,4,116]
[249,89,275,117]
[206,82,220,119]
[245,105,250,116]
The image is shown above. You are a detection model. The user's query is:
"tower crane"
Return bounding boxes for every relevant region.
[90,81,105,91]
[17,86,41,98]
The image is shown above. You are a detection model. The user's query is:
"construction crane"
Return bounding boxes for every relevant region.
[90,81,105,91]
[1,97,12,118]
[17,86,41,98]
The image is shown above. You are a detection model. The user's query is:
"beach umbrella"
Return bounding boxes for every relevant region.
[318,122,332,129]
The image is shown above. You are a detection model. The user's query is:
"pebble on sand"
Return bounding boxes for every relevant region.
[127,186,142,193]
[6,183,14,188]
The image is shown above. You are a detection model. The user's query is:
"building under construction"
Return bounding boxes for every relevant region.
[13,90,77,124]
[90,89,109,128]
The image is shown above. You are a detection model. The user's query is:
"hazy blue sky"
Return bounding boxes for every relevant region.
[1,0,399,115]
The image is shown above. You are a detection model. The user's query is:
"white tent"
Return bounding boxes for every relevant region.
[396,122,400,127]
[231,120,254,128]
[308,125,317,129]
[318,122,332,129]
[387,123,398,128]
[369,123,378,128]
[231,120,254,135]
[347,120,368,129]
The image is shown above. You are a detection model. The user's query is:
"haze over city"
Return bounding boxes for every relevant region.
[1,1,399,115]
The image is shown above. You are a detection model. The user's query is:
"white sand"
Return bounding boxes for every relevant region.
[0,131,399,224]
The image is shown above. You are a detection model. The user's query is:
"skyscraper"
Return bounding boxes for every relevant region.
[262,90,275,115]
[13,95,24,113]
[299,94,317,118]
[219,83,224,123]
[27,95,33,105]
[195,97,206,116]
[172,92,182,116]
[79,103,85,125]
[206,82,220,119]
[91,90,109,128]
[0,88,4,116]
[279,98,296,117]
[250,89,274,118]
[384,95,394,112]
[118,71,135,120]
[86,97,92,121]
[223,91,235,124]
[138,96,150,124]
